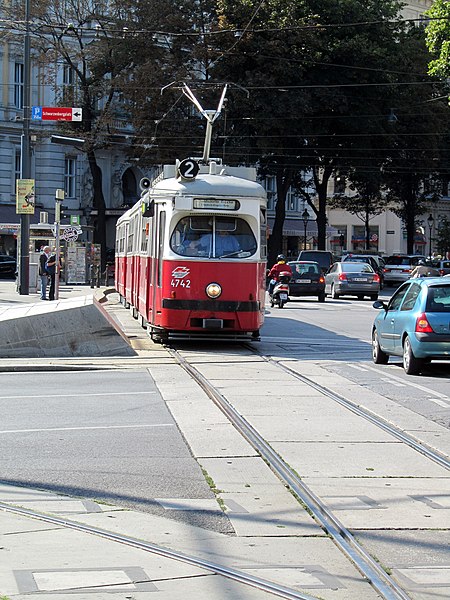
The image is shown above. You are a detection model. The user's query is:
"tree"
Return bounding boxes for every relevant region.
[434,216,450,258]
[425,0,450,82]
[210,0,417,265]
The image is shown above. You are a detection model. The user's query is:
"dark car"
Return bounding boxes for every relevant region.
[0,254,17,278]
[342,254,385,288]
[297,250,334,274]
[288,261,326,302]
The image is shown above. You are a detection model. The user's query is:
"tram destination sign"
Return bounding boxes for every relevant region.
[193,198,240,210]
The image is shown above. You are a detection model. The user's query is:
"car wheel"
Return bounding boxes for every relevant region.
[403,336,423,375]
[357,294,364,300]
[372,329,389,364]
[370,294,378,301]
[331,284,340,299]
[318,292,326,302]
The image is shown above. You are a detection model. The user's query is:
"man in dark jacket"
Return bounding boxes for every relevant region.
[46,249,57,301]
[39,246,50,300]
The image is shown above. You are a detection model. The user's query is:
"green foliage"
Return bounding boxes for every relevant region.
[425,0,450,80]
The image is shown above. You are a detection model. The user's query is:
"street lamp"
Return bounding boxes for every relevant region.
[427,213,434,258]
[301,208,309,251]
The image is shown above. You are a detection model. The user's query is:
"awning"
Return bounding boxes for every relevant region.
[268,217,337,237]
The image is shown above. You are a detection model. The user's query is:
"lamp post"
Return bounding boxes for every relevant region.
[427,213,434,258]
[302,208,309,251]
[18,0,31,295]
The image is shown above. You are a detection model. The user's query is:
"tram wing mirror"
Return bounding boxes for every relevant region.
[142,200,155,218]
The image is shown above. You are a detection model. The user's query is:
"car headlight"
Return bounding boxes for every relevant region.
[206,283,222,298]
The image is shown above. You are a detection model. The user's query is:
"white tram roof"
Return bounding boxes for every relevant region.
[151,172,265,198]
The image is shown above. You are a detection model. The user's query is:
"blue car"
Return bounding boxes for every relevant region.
[372,278,450,374]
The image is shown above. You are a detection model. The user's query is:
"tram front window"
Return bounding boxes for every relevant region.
[171,216,257,258]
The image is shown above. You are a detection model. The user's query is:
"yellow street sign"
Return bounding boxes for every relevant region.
[16,179,36,214]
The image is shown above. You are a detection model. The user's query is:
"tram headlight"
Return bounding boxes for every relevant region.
[206,283,222,299]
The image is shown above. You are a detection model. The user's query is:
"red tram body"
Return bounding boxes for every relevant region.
[115,161,267,342]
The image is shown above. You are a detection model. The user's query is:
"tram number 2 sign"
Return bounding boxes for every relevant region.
[178,158,200,180]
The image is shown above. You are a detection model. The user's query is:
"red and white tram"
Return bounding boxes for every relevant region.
[115,159,267,343]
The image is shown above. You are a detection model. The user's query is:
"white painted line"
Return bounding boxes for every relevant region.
[381,378,406,387]
[348,365,368,372]
[427,398,450,408]
[0,391,156,400]
[364,364,449,400]
[0,424,173,434]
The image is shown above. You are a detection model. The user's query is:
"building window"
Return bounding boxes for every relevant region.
[64,157,76,198]
[334,175,345,195]
[264,176,276,211]
[14,63,24,109]
[62,64,76,104]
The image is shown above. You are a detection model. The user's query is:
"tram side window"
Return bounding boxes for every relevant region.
[170,216,257,258]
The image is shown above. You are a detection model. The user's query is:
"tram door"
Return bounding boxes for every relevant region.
[149,207,165,326]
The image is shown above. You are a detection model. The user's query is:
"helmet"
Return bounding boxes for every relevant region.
[418,259,425,266]
[277,254,286,262]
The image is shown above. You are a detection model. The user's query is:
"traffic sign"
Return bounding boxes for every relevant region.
[61,226,82,242]
[32,107,83,121]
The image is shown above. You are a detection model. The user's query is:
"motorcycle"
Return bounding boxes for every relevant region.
[269,271,291,308]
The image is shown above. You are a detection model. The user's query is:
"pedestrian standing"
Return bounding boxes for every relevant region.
[46,248,57,301]
[39,246,50,300]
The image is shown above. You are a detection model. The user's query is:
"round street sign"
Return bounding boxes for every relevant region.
[61,227,80,242]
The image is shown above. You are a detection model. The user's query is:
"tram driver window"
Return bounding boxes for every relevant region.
[170,216,257,258]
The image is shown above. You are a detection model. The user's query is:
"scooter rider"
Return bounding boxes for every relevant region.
[268,254,293,296]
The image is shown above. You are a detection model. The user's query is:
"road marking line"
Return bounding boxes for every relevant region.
[381,378,406,387]
[0,391,156,400]
[364,364,449,400]
[0,424,174,434]
[427,398,450,408]
[348,365,368,371]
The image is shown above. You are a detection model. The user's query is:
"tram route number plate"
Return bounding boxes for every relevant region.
[178,158,200,180]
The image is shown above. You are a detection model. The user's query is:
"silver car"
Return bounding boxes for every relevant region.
[325,261,380,300]
[383,255,426,286]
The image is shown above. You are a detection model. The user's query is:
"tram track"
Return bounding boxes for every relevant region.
[166,343,450,600]
[0,501,318,600]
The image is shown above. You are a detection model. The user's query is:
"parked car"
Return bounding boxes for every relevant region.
[325,261,380,300]
[0,254,17,278]
[342,254,385,288]
[372,278,450,374]
[287,261,326,302]
[297,250,334,274]
[383,254,426,286]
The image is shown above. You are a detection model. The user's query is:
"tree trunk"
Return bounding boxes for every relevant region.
[267,168,293,268]
[87,150,107,271]
[313,165,333,250]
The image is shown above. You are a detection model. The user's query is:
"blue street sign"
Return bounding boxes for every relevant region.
[32,106,42,120]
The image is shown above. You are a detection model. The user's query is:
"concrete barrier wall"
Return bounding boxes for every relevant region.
[0,297,136,358]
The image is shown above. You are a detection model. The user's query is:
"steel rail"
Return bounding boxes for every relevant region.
[255,351,450,472]
[0,501,319,600]
[168,348,412,600]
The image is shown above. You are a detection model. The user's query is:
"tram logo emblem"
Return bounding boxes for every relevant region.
[172,266,190,279]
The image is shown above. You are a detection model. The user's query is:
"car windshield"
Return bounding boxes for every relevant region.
[425,285,450,312]
[342,263,374,273]
[385,256,422,266]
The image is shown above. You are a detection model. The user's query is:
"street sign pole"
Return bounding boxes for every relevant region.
[55,189,64,300]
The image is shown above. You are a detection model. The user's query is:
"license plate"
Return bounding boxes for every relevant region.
[354,278,368,282]
[280,293,288,300]
[295,279,311,283]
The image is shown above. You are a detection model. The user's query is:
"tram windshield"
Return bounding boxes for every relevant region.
[171,216,257,258]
